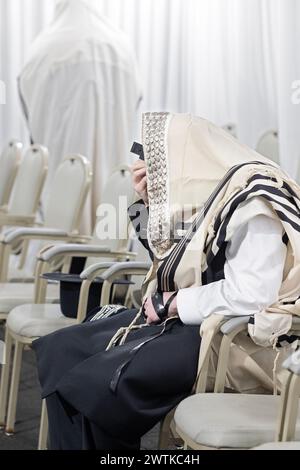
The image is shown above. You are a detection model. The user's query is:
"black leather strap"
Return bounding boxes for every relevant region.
[163,292,178,316]
[151,292,166,321]
[151,291,178,322]
[130,142,144,160]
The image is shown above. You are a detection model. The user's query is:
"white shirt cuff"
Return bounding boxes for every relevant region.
[177,287,204,325]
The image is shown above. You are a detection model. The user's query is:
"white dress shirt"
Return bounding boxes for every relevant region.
[177,213,287,325]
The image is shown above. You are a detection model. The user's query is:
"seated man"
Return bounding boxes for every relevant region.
[33,112,300,450]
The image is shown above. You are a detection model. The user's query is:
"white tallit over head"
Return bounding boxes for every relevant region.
[142,112,273,259]
[19,0,142,233]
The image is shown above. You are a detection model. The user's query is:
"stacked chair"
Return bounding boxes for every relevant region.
[0,144,48,280]
[0,143,48,235]
[0,153,91,283]
[0,166,139,447]
[173,316,300,450]
[256,130,280,165]
[0,154,92,323]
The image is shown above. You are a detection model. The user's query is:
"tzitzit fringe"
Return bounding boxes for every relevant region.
[105,308,145,351]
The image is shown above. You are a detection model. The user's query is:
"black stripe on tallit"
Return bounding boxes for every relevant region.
[206,184,300,266]
[282,181,300,202]
[276,335,300,347]
[208,197,300,268]
[156,161,269,292]
[210,175,292,239]
[212,178,297,238]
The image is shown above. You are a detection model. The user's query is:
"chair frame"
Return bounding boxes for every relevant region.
[0,144,48,224]
[174,315,300,449]
[0,140,23,211]
[0,154,91,282]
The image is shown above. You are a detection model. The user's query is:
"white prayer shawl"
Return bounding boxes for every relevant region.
[141,112,300,392]
[18,0,142,233]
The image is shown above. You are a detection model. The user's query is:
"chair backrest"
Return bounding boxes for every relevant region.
[256,130,280,164]
[85,165,134,267]
[44,154,92,233]
[8,144,48,216]
[0,140,23,208]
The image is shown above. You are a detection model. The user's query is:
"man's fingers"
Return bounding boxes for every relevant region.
[135,176,147,193]
[131,160,146,172]
[132,168,147,184]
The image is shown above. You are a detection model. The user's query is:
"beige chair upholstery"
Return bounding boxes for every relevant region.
[85,165,134,267]
[0,140,23,209]
[7,145,48,218]
[0,144,48,281]
[256,130,279,164]
[175,393,300,449]
[0,283,59,318]
[0,144,48,230]
[7,304,76,338]
[43,155,91,231]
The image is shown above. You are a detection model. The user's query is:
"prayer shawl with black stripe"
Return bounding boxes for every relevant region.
[137,112,300,392]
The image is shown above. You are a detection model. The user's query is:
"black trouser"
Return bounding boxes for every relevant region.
[46,393,140,450]
[33,309,201,450]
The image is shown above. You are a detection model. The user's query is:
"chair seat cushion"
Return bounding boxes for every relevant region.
[174,393,300,449]
[253,442,300,450]
[7,303,76,338]
[0,283,59,313]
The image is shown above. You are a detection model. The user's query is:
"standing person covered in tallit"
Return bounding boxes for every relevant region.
[33,113,300,450]
[18,0,142,233]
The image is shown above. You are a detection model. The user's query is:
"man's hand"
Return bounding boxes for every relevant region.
[143,292,178,325]
[131,160,148,205]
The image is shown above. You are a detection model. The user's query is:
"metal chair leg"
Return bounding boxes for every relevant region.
[0,328,13,428]
[281,374,300,442]
[5,340,23,435]
[38,400,48,450]
[159,410,174,449]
